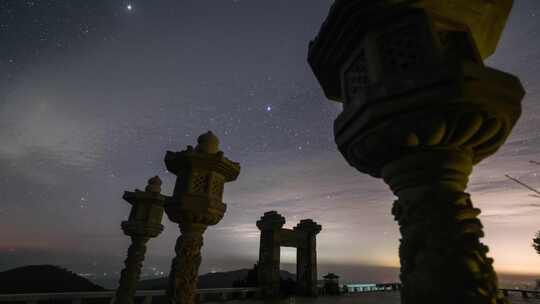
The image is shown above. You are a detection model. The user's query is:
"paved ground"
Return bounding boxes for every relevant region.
[206,292,540,304]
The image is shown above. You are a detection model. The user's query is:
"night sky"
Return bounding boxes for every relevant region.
[1,0,539,287]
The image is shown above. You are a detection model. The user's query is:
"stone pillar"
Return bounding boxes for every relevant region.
[294,219,321,297]
[308,1,524,303]
[115,177,166,304]
[168,223,207,304]
[256,211,285,298]
[115,236,149,304]
[164,131,240,304]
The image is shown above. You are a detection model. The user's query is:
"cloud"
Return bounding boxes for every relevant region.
[0,91,107,182]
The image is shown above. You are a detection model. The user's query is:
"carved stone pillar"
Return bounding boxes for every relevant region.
[308,1,524,303]
[256,211,285,298]
[164,132,240,304]
[294,220,321,297]
[168,224,207,304]
[384,149,506,303]
[115,177,166,304]
[115,236,149,304]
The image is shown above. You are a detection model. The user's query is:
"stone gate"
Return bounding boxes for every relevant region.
[256,211,322,298]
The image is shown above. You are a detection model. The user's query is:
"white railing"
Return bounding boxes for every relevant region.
[343,283,400,293]
[0,288,260,303]
[501,288,540,299]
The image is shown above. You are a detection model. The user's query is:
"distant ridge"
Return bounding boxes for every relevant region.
[138,269,295,290]
[0,265,106,294]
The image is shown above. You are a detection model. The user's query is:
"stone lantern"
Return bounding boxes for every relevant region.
[165,131,240,304]
[323,273,340,295]
[114,176,166,304]
[308,1,524,303]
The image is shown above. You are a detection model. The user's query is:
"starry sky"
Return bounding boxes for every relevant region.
[1,0,540,287]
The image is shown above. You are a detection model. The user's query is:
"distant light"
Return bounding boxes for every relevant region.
[266,105,272,112]
[127,4,133,10]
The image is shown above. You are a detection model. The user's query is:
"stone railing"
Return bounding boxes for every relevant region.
[0,287,260,304]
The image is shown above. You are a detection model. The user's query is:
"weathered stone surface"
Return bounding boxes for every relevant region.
[308,1,524,303]
[115,237,149,304]
[384,150,506,303]
[168,224,206,304]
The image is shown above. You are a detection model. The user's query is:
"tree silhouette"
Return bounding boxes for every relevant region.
[533,231,540,255]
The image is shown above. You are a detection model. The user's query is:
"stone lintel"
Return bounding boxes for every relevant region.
[280,228,302,248]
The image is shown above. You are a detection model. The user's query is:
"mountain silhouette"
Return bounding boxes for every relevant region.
[138,269,295,290]
[0,265,106,294]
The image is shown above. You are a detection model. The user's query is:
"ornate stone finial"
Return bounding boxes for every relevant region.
[145,176,162,193]
[195,131,220,154]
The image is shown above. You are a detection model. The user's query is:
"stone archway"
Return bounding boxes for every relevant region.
[256,211,322,298]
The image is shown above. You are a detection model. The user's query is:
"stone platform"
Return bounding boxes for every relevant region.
[206,292,539,304]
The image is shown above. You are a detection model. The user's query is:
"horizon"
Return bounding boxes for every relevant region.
[2,262,538,290]
[1,0,540,287]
